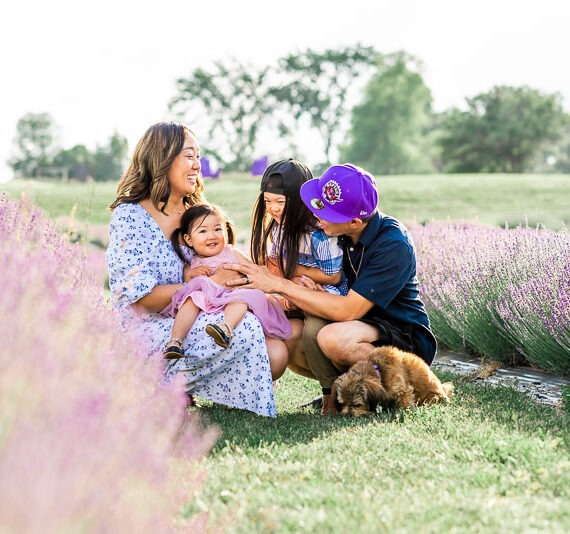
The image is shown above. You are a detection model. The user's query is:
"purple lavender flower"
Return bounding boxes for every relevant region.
[413,221,569,372]
[0,194,216,532]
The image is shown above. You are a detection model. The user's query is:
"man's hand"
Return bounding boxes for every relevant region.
[224,263,286,293]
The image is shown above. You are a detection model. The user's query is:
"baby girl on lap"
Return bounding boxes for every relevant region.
[161,203,291,358]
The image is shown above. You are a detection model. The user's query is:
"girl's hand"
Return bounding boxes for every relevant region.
[296,275,325,292]
[210,264,243,287]
[266,257,283,276]
[273,295,297,311]
[184,265,212,282]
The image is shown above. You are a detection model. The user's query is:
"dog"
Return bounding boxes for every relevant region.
[331,346,454,417]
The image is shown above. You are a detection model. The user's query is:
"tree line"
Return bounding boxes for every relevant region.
[9,112,128,181]
[9,44,570,180]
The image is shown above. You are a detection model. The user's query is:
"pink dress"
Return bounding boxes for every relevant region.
[162,246,292,339]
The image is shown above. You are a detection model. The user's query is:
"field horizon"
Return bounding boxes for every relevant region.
[2,173,569,237]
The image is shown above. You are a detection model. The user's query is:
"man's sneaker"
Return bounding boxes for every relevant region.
[321,393,338,415]
[299,395,323,411]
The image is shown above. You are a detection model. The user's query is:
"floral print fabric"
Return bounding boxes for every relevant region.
[106,203,276,417]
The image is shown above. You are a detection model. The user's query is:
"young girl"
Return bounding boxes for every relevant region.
[250,158,348,300]
[161,203,291,359]
[249,159,348,377]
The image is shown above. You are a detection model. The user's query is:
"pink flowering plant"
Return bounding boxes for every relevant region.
[0,194,216,533]
[413,222,570,373]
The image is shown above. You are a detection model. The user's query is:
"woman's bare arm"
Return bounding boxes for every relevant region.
[132,283,186,314]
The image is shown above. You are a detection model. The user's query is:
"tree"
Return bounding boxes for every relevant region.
[340,52,435,174]
[269,44,379,165]
[90,133,129,181]
[9,113,59,177]
[550,123,570,173]
[53,144,92,180]
[170,59,272,171]
[437,86,567,173]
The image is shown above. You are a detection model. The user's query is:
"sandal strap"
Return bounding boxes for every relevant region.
[218,321,233,338]
[166,337,183,347]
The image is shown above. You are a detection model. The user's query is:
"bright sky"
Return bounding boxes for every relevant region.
[1,0,569,181]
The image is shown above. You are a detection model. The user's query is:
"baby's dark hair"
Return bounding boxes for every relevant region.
[171,203,235,261]
[250,159,317,280]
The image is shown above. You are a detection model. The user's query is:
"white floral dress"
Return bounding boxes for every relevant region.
[106,203,276,417]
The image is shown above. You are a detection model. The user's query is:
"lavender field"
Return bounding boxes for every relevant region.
[1,184,569,532]
[0,194,216,532]
[413,222,570,374]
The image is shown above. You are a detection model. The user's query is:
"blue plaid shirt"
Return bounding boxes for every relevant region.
[269,226,348,295]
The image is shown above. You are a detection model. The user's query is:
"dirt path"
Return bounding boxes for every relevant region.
[433,350,570,407]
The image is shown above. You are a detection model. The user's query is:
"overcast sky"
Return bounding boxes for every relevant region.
[1,0,569,181]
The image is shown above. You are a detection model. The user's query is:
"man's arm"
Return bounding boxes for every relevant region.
[224,263,373,321]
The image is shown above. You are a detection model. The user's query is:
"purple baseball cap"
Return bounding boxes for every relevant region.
[300,164,378,223]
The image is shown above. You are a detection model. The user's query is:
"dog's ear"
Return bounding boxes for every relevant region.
[363,375,388,413]
[331,378,343,411]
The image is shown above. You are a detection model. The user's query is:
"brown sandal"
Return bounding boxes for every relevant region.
[163,338,184,359]
[205,321,233,349]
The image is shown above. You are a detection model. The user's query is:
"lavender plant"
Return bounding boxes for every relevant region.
[413,221,570,373]
[0,194,216,533]
[495,238,570,373]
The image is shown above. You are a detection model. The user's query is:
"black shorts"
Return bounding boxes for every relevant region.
[285,309,305,320]
[360,316,422,359]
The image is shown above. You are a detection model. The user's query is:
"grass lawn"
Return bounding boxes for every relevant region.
[2,173,569,245]
[3,173,569,532]
[188,370,570,533]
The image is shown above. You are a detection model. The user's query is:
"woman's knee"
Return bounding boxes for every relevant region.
[266,338,289,380]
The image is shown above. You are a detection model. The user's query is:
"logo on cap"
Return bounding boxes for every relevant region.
[322,180,343,205]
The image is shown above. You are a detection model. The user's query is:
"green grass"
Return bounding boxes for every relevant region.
[3,173,569,531]
[2,173,569,244]
[188,370,570,533]
[1,178,116,226]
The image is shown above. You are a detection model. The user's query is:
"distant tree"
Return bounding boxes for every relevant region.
[90,133,129,181]
[9,113,59,177]
[53,144,92,180]
[170,59,272,171]
[551,123,570,173]
[269,44,379,165]
[340,52,435,174]
[437,86,567,173]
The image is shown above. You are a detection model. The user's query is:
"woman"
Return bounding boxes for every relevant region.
[106,121,285,416]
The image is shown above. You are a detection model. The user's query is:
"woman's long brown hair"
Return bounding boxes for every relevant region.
[109,121,205,212]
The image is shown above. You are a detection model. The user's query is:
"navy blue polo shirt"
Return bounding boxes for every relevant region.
[339,212,437,364]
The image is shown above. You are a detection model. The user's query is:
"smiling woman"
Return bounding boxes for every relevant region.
[105,121,280,416]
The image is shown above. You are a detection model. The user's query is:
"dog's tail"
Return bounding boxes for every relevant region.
[442,382,454,399]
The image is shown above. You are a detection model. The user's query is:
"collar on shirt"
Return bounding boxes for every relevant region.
[339,212,383,249]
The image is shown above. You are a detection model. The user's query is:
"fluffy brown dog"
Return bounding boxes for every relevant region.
[332,346,454,416]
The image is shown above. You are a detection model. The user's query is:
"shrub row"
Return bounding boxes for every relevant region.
[413,222,570,374]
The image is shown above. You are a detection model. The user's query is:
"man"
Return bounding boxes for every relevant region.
[227,163,436,414]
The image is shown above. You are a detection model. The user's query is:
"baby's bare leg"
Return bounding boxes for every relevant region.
[171,299,201,340]
[223,301,248,330]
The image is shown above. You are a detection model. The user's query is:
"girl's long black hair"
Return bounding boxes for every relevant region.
[171,203,235,262]
[250,159,317,280]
